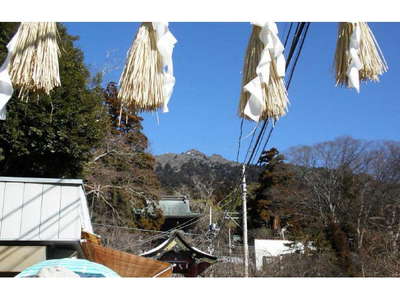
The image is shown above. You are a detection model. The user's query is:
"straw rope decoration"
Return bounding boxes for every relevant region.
[9,22,60,98]
[0,22,60,119]
[239,22,289,122]
[334,22,388,92]
[118,22,177,114]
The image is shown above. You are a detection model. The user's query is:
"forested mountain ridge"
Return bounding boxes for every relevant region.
[156,149,233,169]
[154,149,261,201]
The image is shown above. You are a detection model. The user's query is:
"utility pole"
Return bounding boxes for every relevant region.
[209,205,212,227]
[207,204,214,256]
[228,227,232,256]
[242,164,249,277]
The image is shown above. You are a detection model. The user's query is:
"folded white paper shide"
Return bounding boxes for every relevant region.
[0,30,19,120]
[243,22,286,122]
[347,22,363,93]
[152,22,177,113]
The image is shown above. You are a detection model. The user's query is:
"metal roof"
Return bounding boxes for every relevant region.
[0,177,93,241]
[0,176,83,185]
[158,195,200,218]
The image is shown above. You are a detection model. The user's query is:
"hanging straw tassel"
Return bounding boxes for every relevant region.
[334,22,388,92]
[239,26,264,119]
[118,23,166,113]
[239,23,289,122]
[9,22,60,98]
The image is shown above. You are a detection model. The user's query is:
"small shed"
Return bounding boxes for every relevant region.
[0,176,93,276]
[141,230,217,277]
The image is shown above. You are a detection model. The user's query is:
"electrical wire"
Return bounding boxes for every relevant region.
[102,22,312,253]
[209,22,312,250]
[236,118,244,163]
[92,222,200,236]
[239,23,297,167]
[245,22,311,167]
[284,22,294,47]
[257,122,276,165]
[286,22,310,89]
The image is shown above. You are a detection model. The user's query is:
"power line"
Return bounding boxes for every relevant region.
[246,120,270,165]
[93,223,164,233]
[256,23,311,161]
[210,23,312,251]
[251,120,271,164]
[191,23,313,260]
[129,22,312,253]
[92,222,200,236]
[236,118,244,162]
[286,23,311,89]
[257,121,276,165]
[245,22,311,167]
[242,123,261,163]
[284,22,294,47]
[239,23,297,167]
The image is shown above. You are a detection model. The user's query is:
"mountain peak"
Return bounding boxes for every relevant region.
[154,150,261,200]
[155,149,239,171]
[183,149,206,157]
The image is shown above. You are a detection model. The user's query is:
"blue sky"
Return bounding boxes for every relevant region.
[65,22,400,161]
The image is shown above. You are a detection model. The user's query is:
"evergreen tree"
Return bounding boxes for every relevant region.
[248,148,294,232]
[0,23,107,178]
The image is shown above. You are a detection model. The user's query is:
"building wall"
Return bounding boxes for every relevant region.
[0,246,46,272]
[0,177,93,241]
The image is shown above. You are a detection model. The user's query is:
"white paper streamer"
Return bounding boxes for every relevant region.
[347,22,363,93]
[243,22,286,122]
[0,29,19,120]
[152,22,177,113]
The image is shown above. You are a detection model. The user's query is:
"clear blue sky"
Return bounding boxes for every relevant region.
[64,22,400,161]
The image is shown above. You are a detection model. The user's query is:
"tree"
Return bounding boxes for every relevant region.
[286,137,400,276]
[0,23,107,178]
[84,82,164,230]
[248,148,295,236]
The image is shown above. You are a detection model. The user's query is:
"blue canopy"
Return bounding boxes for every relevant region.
[16,258,120,278]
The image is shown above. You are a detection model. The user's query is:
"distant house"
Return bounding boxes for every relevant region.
[158,195,201,231]
[0,176,93,276]
[254,239,308,271]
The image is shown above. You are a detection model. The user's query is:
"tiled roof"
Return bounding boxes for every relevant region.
[159,195,201,218]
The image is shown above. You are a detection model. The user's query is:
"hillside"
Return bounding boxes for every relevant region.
[155,149,261,201]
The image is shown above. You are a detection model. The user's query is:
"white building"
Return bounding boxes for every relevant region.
[254,239,306,271]
[0,176,93,276]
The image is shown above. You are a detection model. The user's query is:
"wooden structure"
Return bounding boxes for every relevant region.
[141,230,217,277]
[81,240,173,277]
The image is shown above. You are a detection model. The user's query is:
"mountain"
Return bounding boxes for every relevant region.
[154,149,261,202]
